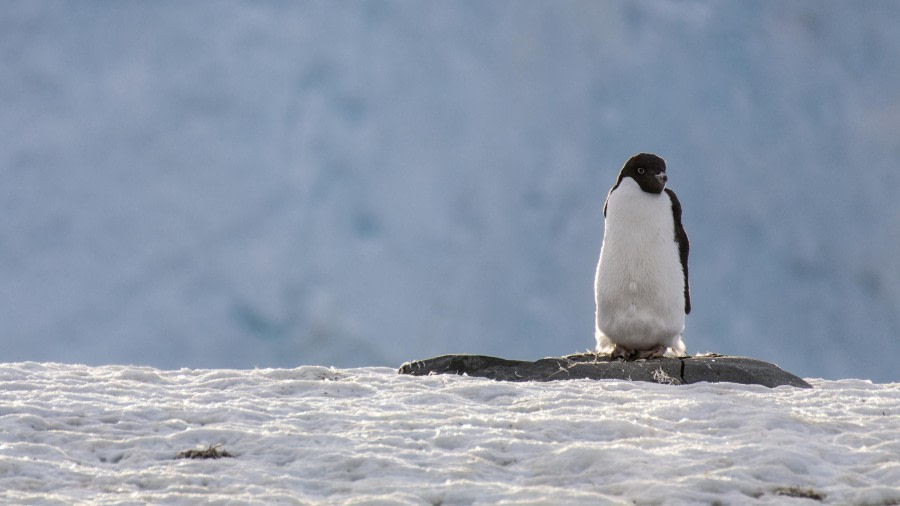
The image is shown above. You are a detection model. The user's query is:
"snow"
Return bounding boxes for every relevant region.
[1,363,898,504]
[2,3,900,382]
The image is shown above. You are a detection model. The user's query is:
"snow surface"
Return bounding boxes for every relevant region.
[1,363,898,504]
[2,2,900,382]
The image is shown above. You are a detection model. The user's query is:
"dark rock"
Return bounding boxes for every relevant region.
[175,444,234,460]
[398,353,811,388]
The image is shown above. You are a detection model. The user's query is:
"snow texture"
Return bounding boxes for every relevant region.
[2,2,900,382]
[0,363,898,504]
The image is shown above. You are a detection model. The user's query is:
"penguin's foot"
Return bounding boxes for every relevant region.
[611,344,631,361]
[610,344,667,361]
[634,344,667,361]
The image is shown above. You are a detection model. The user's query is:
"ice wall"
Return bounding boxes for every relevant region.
[2,1,899,381]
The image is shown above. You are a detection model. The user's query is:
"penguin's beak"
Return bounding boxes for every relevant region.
[656,173,668,185]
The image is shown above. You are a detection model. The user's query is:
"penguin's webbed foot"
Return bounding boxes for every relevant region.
[611,344,631,361]
[610,344,668,361]
[633,344,667,361]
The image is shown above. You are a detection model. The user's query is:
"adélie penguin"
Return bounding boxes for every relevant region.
[594,153,690,360]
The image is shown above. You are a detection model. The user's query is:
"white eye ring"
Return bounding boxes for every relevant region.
[637,167,645,175]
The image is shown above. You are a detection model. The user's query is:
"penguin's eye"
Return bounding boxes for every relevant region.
[637,167,645,175]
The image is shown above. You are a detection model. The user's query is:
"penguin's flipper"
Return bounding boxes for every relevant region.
[665,188,691,315]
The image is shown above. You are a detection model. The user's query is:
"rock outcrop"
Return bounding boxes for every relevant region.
[398,353,811,388]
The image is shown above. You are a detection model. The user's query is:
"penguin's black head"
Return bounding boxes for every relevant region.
[618,153,667,194]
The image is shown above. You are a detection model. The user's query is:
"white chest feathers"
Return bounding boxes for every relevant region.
[594,178,686,353]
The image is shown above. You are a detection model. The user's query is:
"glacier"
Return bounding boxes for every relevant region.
[1,1,899,382]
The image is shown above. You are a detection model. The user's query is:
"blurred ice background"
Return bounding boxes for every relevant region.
[2,1,899,382]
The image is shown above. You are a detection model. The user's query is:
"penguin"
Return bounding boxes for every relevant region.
[594,153,690,361]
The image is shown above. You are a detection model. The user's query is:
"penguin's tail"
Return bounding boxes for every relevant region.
[665,335,687,357]
[594,330,615,354]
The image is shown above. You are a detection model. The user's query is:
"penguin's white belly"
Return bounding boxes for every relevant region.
[595,180,685,351]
